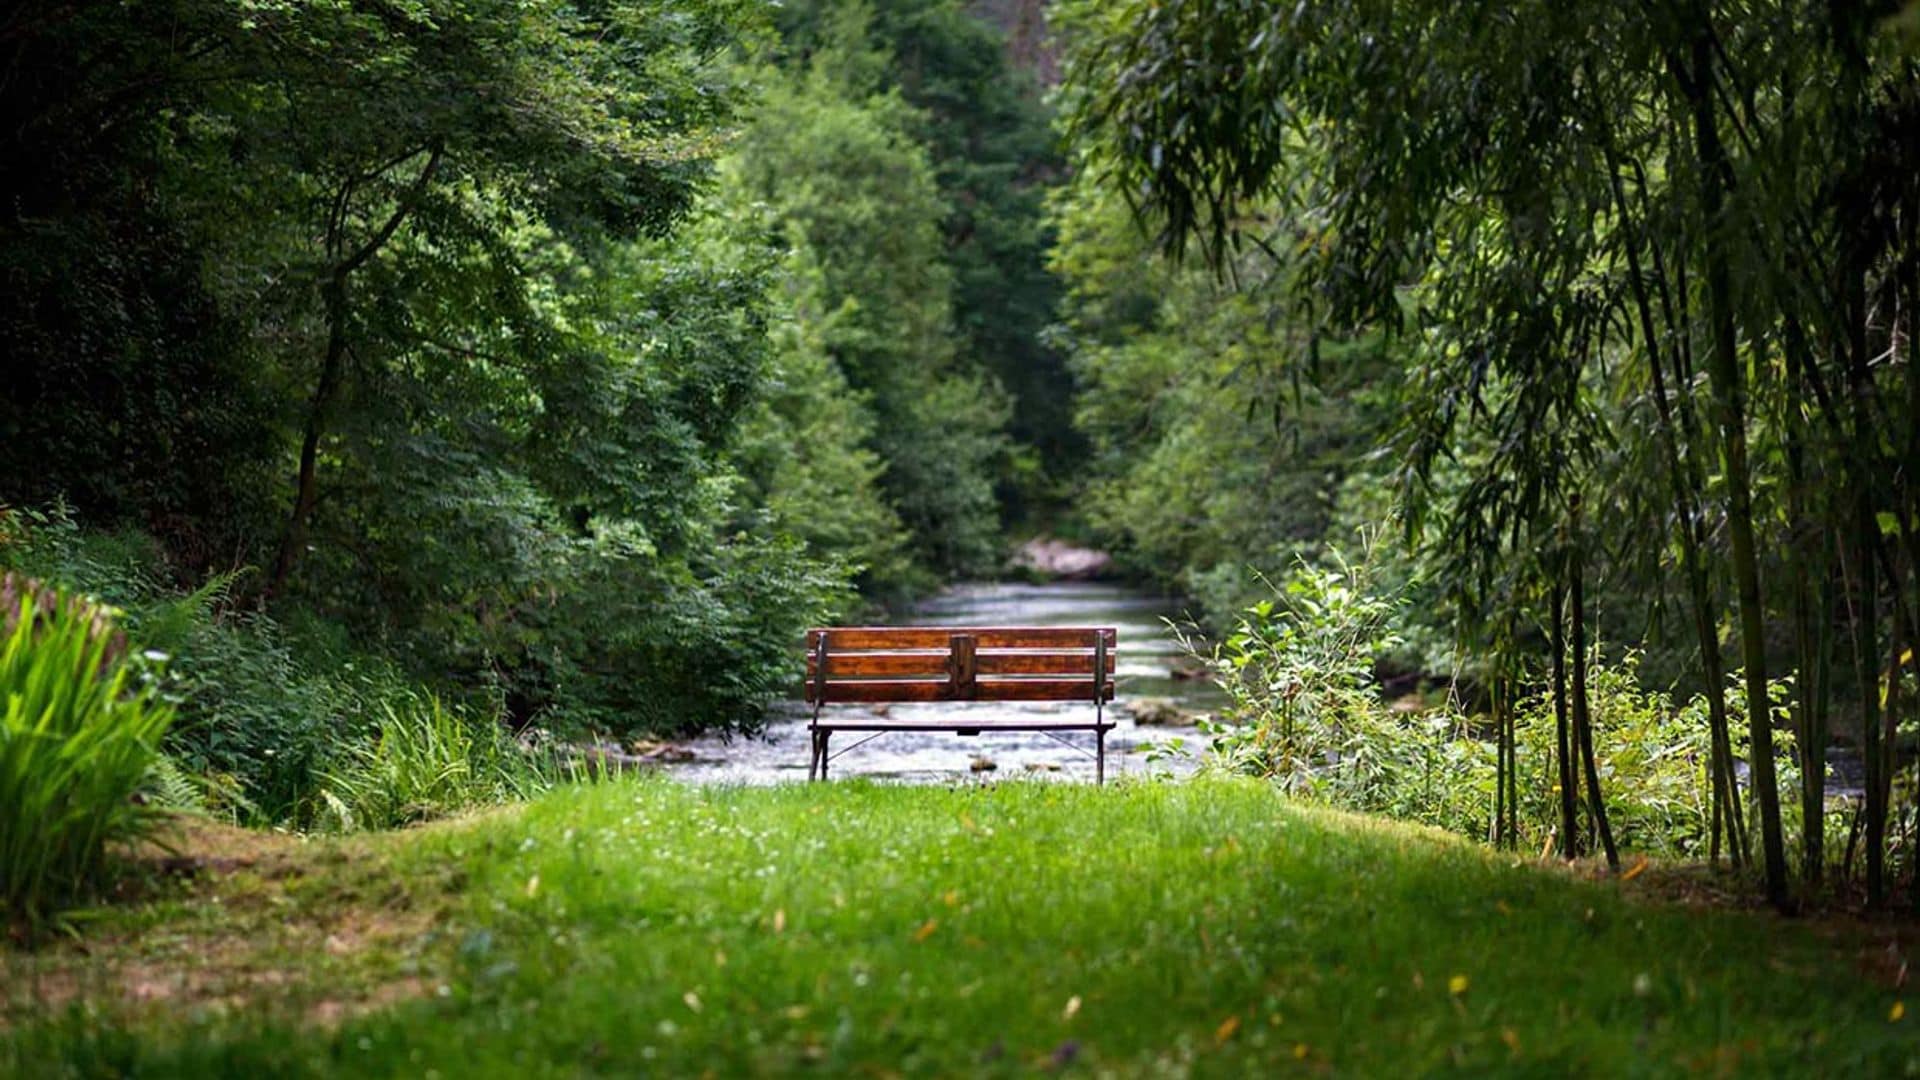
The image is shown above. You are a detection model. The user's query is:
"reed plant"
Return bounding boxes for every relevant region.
[316,692,564,832]
[0,575,174,928]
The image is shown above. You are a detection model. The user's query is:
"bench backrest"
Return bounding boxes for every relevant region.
[803,626,1116,705]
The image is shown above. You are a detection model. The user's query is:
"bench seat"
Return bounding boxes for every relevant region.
[808,718,1115,732]
[803,626,1117,782]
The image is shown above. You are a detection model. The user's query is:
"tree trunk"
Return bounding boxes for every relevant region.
[1907,201,1920,913]
[268,274,349,598]
[1850,513,1884,905]
[1784,337,1828,887]
[1603,125,1746,867]
[264,144,442,599]
[1886,581,1905,908]
[1842,216,1886,907]
[1552,577,1580,859]
[1677,33,1789,907]
[1497,668,1512,845]
[1570,497,1619,870]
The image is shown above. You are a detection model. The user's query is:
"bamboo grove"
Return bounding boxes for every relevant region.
[1061,0,1920,907]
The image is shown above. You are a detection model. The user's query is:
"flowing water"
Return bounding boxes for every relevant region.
[669,582,1224,784]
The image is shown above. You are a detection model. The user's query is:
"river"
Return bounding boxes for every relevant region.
[668,581,1224,784]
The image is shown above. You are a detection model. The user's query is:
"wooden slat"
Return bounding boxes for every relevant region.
[807,626,1115,650]
[805,651,1113,676]
[807,678,1114,703]
[974,678,1114,702]
[806,680,948,703]
[975,651,1114,676]
[813,719,1115,732]
[807,651,951,677]
[807,651,1115,677]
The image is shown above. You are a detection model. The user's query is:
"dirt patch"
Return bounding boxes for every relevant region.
[1561,853,1918,993]
[306,976,432,1027]
[3,814,459,1029]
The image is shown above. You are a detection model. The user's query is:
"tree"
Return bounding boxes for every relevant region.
[1060,0,1920,905]
[774,0,1076,512]
[2,0,870,740]
[725,65,1010,582]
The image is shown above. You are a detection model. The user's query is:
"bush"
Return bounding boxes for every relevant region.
[1189,556,1410,802]
[0,575,174,928]
[2,506,369,821]
[1511,655,1717,857]
[1182,557,1733,857]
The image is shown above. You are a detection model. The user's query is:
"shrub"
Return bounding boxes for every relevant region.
[1510,655,1717,857]
[1182,558,1735,858]
[1188,556,1410,803]
[0,575,174,928]
[0,505,497,823]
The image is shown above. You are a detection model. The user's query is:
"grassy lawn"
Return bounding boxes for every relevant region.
[4,777,1915,1076]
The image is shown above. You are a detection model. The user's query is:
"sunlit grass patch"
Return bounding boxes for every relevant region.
[5,779,1915,1075]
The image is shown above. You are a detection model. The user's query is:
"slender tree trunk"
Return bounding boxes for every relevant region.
[1605,148,1746,866]
[1849,516,1885,904]
[265,144,443,599]
[269,274,349,597]
[1552,577,1579,859]
[1677,34,1790,907]
[1505,673,1520,848]
[1569,497,1619,870]
[1491,669,1518,849]
[1813,542,1835,887]
[1784,341,1828,887]
[1793,529,1834,889]
[1842,231,1887,906]
[1886,582,1905,908]
[1906,203,1920,913]
[1491,671,1508,847]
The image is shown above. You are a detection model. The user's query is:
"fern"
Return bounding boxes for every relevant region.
[143,753,208,816]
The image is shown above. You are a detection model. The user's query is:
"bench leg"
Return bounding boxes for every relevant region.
[807,729,821,781]
[818,730,830,781]
[1097,728,1106,786]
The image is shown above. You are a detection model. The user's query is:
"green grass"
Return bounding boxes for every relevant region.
[4,778,1915,1075]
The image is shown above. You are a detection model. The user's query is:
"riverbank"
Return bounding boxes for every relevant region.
[6,778,1913,1075]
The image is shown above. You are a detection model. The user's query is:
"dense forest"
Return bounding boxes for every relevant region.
[6,0,1920,929]
[2,0,1067,829]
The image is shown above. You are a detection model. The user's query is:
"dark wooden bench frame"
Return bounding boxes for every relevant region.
[803,626,1118,783]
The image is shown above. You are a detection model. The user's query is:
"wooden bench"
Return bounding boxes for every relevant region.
[803,626,1118,783]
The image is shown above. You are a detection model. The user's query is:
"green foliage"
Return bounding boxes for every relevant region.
[774,0,1075,515]
[1187,556,1413,798]
[315,694,565,833]
[710,214,917,593]
[279,224,853,737]
[0,578,174,928]
[1184,562,1736,858]
[1056,0,1920,901]
[1508,659,1720,859]
[723,66,1010,579]
[3,506,412,822]
[526,528,847,737]
[2,0,857,759]
[1049,174,1402,620]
